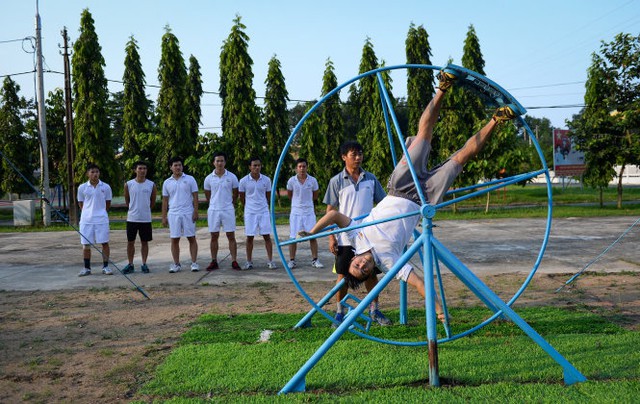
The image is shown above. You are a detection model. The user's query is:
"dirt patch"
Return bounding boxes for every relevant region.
[0,272,638,402]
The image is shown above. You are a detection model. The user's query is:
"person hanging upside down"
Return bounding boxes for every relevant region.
[300,69,519,321]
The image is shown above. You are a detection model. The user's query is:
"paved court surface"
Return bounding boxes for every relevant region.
[0,217,638,291]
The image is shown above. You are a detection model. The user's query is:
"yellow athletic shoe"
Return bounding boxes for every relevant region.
[437,69,458,92]
[492,105,517,123]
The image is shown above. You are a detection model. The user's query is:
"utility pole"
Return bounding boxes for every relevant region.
[35,0,50,225]
[61,27,77,226]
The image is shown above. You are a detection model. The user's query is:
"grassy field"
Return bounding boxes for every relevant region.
[136,307,639,402]
[2,185,640,232]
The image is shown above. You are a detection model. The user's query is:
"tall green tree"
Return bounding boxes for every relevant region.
[570,33,640,207]
[219,15,263,176]
[122,35,153,175]
[106,91,124,153]
[263,55,290,189]
[320,58,344,177]
[186,55,203,148]
[156,26,189,177]
[71,8,119,186]
[405,23,434,134]
[298,101,328,189]
[0,77,35,196]
[44,88,67,188]
[343,83,361,141]
[356,39,395,182]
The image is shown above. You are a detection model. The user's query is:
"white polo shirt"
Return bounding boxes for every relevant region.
[162,173,198,215]
[203,169,239,211]
[287,174,318,215]
[238,173,271,214]
[353,195,420,277]
[126,179,155,223]
[77,180,112,225]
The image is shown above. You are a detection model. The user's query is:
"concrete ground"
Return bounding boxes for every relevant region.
[0,217,638,292]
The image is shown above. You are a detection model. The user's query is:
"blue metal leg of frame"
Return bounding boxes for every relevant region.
[399,280,408,325]
[431,238,587,385]
[294,279,346,329]
[279,238,425,394]
[423,222,440,386]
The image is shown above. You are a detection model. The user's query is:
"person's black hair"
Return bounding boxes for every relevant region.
[132,160,148,170]
[342,270,365,290]
[168,156,184,167]
[340,140,363,156]
[248,156,261,165]
[295,157,308,166]
[86,163,100,171]
[213,151,227,161]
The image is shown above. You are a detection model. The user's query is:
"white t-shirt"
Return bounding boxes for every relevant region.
[352,195,420,277]
[126,178,155,223]
[162,173,198,215]
[203,169,239,211]
[238,173,271,214]
[287,174,318,215]
[77,180,112,225]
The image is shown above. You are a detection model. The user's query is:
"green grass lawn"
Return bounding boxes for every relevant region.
[136,307,639,402]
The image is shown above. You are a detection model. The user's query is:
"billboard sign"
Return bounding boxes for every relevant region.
[553,129,586,176]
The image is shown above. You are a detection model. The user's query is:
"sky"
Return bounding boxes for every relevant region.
[2,0,639,134]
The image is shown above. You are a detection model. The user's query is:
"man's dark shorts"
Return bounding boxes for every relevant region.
[126,221,153,242]
[334,246,381,276]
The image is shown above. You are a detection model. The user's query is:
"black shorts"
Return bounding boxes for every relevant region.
[334,246,381,276]
[126,221,153,242]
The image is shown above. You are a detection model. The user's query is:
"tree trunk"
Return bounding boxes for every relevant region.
[617,163,625,209]
[599,187,604,208]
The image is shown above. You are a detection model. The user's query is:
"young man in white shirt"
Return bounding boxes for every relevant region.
[286,158,322,269]
[123,161,157,274]
[203,151,241,271]
[77,163,113,276]
[300,70,519,322]
[161,157,199,273]
[238,156,276,270]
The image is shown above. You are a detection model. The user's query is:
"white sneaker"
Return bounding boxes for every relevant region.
[102,266,113,275]
[242,261,253,270]
[169,263,181,273]
[78,268,91,277]
[267,261,277,269]
[288,260,297,269]
[311,259,324,268]
[190,262,199,272]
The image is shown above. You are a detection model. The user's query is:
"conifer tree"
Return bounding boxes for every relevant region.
[356,39,395,182]
[122,36,152,174]
[156,26,189,177]
[405,23,434,133]
[71,8,119,186]
[186,55,203,149]
[320,58,344,177]
[44,88,67,188]
[298,102,328,189]
[264,55,291,190]
[219,15,263,175]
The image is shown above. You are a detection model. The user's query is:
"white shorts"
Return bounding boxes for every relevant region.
[208,208,236,233]
[79,222,110,245]
[168,213,196,238]
[244,212,272,236]
[289,213,317,239]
